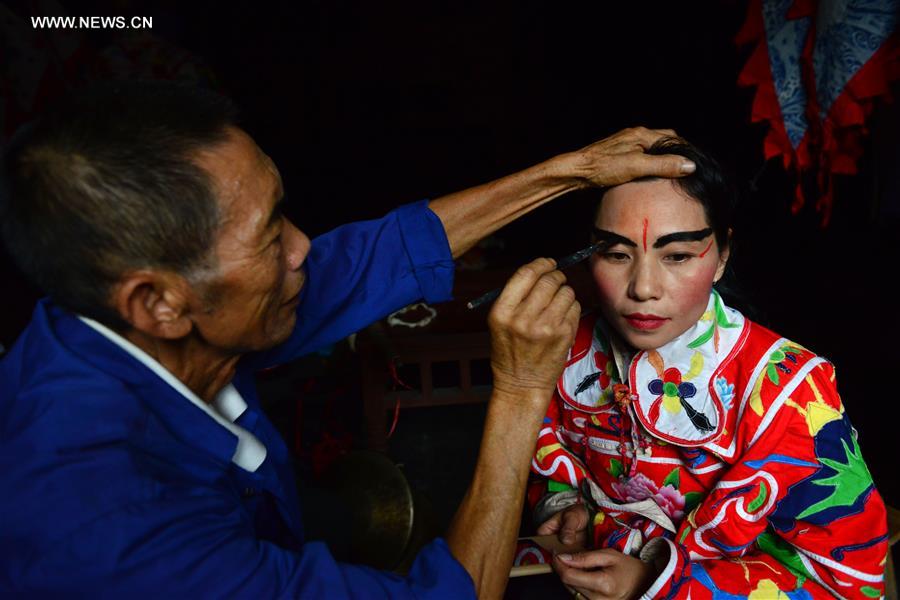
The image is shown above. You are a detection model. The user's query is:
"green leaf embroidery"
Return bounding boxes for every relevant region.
[861,586,881,598]
[797,435,874,520]
[662,467,680,489]
[607,458,624,479]
[683,492,703,512]
[547,480,574,493]
[783,342,805,355]
[689,292,738,349]
[767,363,780,385]
[606,358,620,383]
[714,292,740,329]
[746,481,768,512]
[678,525,692,544]
[688,325,714,349]
[755,531,815,588]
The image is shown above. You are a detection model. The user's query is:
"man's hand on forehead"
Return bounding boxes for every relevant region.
[564,127,696,188]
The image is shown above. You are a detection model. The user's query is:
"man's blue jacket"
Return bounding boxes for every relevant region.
[0,201,475,598]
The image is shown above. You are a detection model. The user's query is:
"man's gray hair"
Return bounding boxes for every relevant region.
[1,81,238,329]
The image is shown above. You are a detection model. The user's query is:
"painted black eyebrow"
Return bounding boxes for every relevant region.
[592,227,637,248]
[653,228,713,248]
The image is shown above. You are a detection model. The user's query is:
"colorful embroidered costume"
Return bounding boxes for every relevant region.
[526,291,888,599]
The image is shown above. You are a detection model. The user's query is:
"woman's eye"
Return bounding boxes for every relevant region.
[601,252,630,263]
[665,253,692,263]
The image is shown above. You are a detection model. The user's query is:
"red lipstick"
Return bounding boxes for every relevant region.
[624,313,669,330]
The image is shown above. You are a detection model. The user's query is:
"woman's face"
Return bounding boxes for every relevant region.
[590,178,729,351]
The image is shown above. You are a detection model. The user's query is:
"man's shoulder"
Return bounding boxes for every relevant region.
[1,301,233,527]
[2,303,160,476]
[2,300,144,430]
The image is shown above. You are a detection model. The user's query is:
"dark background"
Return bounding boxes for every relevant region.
[2,0,898,547]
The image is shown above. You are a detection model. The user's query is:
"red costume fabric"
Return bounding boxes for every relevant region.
[525,292,888,599]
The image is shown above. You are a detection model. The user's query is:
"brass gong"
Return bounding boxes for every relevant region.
[320,450,414,571]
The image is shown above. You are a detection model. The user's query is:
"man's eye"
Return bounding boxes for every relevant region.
[665,253,692,263]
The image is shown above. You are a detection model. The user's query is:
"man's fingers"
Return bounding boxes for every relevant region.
[543,282,578,328]
[564,299,581,329]
[651,127,678,138]
[516,268,568,320]
[486,258,579,395]
[618,126,670,150]
[576,127,692,188]
[491,258,557,313]
[631,152,695,178]
[630,126,678,148]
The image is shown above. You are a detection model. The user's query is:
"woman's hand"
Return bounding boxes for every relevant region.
[552,548,661,600]
[537,503,590,547]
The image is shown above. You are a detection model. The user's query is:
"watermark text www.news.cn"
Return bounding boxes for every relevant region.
[31,16,152,29]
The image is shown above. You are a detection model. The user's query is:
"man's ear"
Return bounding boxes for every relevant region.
[111,270,195,340]
[713,229,732,283]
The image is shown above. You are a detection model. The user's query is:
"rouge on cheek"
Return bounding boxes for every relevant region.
[590,261,619,302]
[674,263,719,308]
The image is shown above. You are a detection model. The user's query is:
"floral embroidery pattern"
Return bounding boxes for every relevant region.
[715,377,735,411]
[648,367,713,433]
[572,348,617,406]
[749,342,805,416]
[765,345,802,384]
[611,472,687,521]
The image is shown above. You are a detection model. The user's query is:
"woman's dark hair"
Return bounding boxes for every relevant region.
[0,80,238,329]
[641,137,735,251]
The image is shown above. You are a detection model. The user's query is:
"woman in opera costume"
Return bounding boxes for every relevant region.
[526,139,889,599]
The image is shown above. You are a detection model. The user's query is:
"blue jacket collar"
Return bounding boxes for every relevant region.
[37,299,244,473]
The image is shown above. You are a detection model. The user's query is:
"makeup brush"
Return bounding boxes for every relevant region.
[466,240,606,310]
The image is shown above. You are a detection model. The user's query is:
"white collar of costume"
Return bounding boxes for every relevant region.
[558,291,748,447]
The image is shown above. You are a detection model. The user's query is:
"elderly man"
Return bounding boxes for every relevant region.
[0,81,691,597]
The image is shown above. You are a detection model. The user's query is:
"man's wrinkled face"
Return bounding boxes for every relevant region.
[192,127,310,353]
[589,179,728,351]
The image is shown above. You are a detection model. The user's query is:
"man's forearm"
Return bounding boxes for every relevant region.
[428,155,581,258]
[446,389,549,599]
[427,127,694,258]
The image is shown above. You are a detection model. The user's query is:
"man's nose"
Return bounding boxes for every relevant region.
[628,257,662,301]
[282,218,310,272]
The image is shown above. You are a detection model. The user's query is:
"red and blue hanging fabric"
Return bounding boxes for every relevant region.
[736,0,899,226]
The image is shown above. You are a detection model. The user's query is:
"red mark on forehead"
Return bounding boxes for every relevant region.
[698,239,714,258]
[642,218,649,252]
